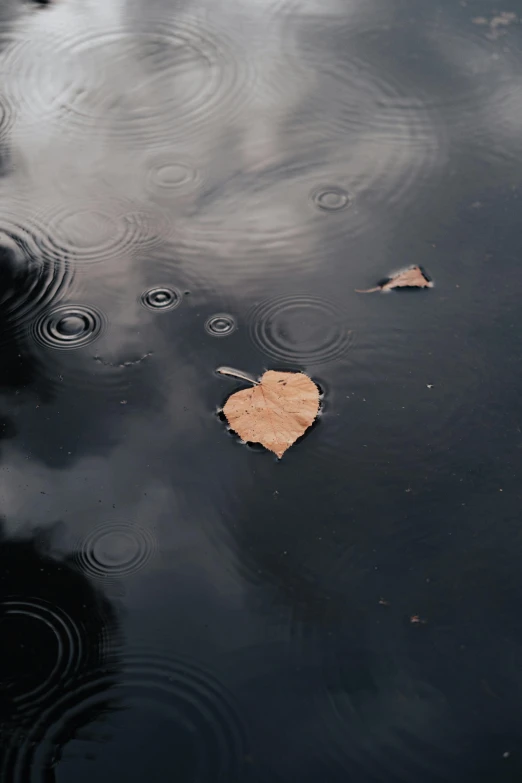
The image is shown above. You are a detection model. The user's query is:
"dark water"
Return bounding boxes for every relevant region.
[0,0,522,779]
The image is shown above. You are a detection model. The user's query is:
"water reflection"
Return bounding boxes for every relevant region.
[0,0,522,780]
[0,523,122,780]
[0,227,72,348]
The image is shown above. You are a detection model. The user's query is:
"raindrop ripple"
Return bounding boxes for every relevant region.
[74,522,156,581]
[249,294,353,365]
[38,206,144,266]
[0,93,15,145]
[2,649,248,782]
[312,186,351,212]
[140,286,180,311]
[32,304,105,350]
[0,221,73,343]
[0,597,86,721]
[146,154,200,199]
[205,313,237,337]
[2,23,255,147]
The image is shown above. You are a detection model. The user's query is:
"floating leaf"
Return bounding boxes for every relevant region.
[356,265,433,293]
[220,369,320,458]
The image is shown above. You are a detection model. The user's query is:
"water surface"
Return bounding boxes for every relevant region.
[1,0,522,780]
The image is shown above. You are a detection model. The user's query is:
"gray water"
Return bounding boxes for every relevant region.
[0,0,522,780]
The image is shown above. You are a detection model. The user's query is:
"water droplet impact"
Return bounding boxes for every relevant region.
[74,522,156,580]
[157,163,191,186]
[141,286,180,311]
[55,314,87,336]
[249,295,353,365]
[3,649,248,781]
[205,313,237,337]
[33,305,104,350]
[147,157,199,197]
[312,186,351,211]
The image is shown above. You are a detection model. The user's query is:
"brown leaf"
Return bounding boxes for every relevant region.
[356,265,433,293]
[222,370,320,458]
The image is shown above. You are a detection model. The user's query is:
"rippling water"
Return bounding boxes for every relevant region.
[0,0,522,779]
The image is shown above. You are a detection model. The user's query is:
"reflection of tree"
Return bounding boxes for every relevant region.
[0,236,42,393]
[0,234,58,466]
[0,522,122,779]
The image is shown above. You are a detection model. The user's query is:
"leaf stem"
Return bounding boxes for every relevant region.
[216,367,259,385]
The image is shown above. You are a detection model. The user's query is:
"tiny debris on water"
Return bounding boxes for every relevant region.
[356,265,433,293]
[410,614,427,624]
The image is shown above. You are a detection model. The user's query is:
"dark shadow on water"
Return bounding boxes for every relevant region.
[0,238,44,392]
[0,521,122,781]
